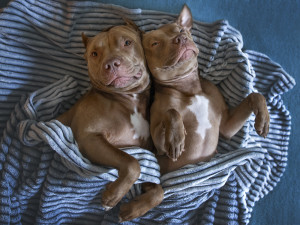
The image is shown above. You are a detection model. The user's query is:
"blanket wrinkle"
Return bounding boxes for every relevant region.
[0,0,295,224]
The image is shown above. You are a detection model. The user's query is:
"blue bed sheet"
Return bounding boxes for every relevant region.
[0,1,299,224]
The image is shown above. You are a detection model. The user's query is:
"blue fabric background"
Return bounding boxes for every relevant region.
[1,0,299,224]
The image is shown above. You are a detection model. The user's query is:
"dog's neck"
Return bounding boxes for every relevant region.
[92,83,150,110]
[154,64,202,96]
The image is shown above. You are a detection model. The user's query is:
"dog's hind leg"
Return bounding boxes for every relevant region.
[119,182,164,222]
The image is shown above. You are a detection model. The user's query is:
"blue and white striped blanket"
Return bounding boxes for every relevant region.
[0,0,295,224]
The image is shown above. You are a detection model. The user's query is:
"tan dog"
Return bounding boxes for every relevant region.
[143,5,270,174]
[57,20,163,222]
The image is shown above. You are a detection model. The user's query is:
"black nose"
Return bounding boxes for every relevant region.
[104,57,121,71]
[173,34,187,45]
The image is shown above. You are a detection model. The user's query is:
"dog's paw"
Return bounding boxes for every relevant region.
[163,109,186,161]
[101,182,126,210]
[119,201,143,222]
[118,183,163,222]
[248,93,270,138]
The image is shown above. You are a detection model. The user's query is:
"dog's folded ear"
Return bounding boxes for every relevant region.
[123,17,145,37]
[81,32,90,48]
[176,4,193,31]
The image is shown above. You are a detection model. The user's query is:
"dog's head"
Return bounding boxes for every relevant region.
[142,5,199,82]
[82,19,149,94]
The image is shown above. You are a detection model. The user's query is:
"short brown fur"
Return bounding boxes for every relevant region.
[57,20,163,221]
[143,5,270,174]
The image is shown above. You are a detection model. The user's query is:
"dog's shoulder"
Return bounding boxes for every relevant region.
[200,77,227,112]
[201,78,220,97]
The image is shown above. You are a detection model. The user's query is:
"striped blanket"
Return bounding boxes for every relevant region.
[0,0,295,224]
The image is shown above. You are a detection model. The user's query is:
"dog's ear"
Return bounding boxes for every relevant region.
[176,4,193,31]
[81,32,89,48]
[123,17,145,37]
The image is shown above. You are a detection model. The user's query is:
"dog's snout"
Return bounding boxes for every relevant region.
[173,34,187,45]
[104,58,121,71]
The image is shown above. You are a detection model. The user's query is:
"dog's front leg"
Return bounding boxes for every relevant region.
[77,132,141,210]
[151,109,186,161]
[220,93,270,139]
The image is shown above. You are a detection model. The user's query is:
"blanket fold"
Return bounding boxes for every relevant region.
[0,0,295,224]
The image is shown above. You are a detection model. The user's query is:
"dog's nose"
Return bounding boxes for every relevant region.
[104,58,121,71]
[173,34,187,45]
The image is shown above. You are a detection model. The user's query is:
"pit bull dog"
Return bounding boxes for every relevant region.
[57,20,163,222]
[142,5,270,174]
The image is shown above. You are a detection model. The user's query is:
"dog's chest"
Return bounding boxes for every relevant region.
[129,94,150,141]
[186,95,212,139]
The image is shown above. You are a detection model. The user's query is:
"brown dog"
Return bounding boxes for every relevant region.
[57,20,163,221]
[142,5,270,174]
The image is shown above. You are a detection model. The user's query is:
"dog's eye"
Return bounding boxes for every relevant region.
[151,41,159,47]
[179,28,184,33]
[91,51,98,57]
[124,40,132,46]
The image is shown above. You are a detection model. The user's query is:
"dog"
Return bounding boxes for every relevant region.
[142,5,270,174]
[57,20,163,222]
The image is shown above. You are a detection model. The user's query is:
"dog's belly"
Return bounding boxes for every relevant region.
[157,127,219,174]
[85,110,150,150]
[70,91,151,151]
[105,106,150,149]
[105,119,150,149]
[155,94,220,174]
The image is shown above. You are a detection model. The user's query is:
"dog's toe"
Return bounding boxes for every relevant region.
[102,205,113,211]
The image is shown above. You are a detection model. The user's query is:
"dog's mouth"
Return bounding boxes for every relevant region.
[178,49,196,62]
[108,69,143,88]
[175,46,198,65]
[163,46,198,69]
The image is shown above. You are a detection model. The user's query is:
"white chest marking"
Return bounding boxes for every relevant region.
[187,95,212,138]
[130,95,149,140]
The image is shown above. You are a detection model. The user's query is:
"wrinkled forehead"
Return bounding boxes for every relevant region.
[143,23,179,43]
[91,25,139,48]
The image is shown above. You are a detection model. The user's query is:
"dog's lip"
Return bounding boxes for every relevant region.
[134,69,143,78]
[179,49,195,61]
[107,69,142,87]
[176,47,197,63]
